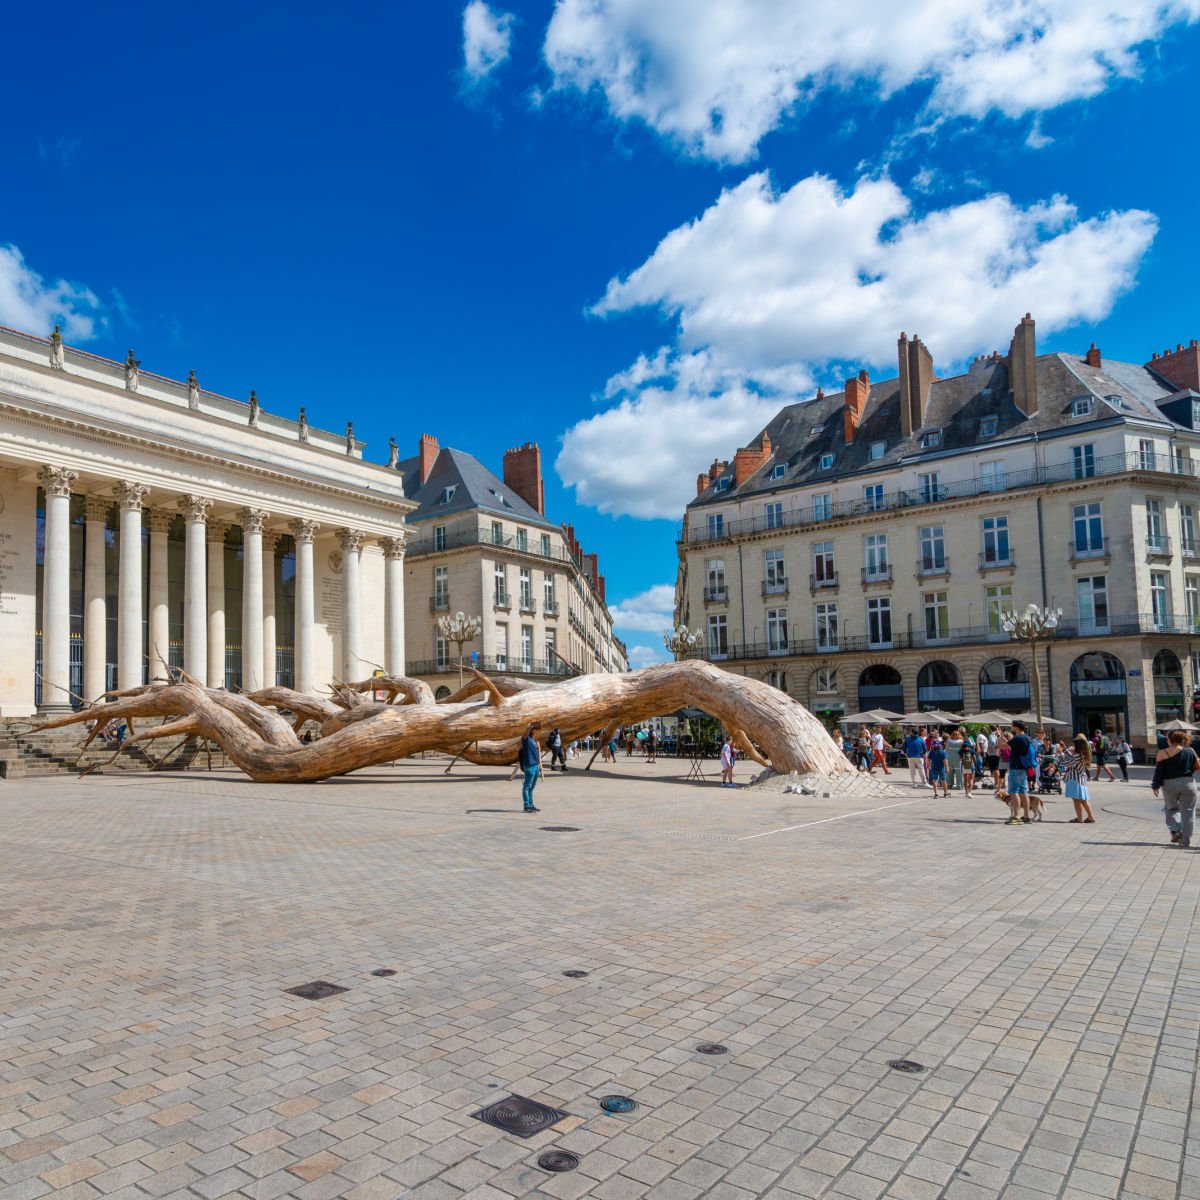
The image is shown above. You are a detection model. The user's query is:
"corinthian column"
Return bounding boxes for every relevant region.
[147,509,172,677]
[262,531,280,688]
[83,496,109,702]
[180,495,211,681]
[239,508,268,692]
[338,529,364,681]
[290,519,319,693]
[207,521,228,687]
[381,535,406,677]
[116,482,149,690]
[37,466,78,711]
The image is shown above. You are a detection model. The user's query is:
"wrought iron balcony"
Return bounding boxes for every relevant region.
[761,578,789,597]
[978,551,1014,570]
[861,564,892,584]
[809,571,838,591]
[915,557,950,578]
[1069,537,1109,561]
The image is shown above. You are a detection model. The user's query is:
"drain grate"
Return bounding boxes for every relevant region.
[888,1059,926,1074]
[371,969,397,977]
[472,1094,568,1138]
[562,970,589,978]
[540,826,581,832]
[537,1150,580,1173]
[696,1043,728,1055]
[284,980,348,1000]
[599,1095,638,1114]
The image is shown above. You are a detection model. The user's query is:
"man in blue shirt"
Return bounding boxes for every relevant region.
[1006,721,1033,824]
[903,730,927,787]
[519,724,542,813]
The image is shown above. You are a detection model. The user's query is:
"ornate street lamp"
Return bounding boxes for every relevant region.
[663,623,704,660]
[1000,603,1062,732]
[437,610,482,690]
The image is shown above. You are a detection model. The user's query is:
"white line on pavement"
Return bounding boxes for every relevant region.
[738,796,932,841]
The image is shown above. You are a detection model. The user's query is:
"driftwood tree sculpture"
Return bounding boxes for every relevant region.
[37,661,853,784]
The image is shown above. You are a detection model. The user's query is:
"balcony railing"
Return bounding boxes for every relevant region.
[430,595,450,612]
[1146,534,1173,558]
[809,571,838,591]
[681,449,1200,545]
[493,591,511,611]
[1183,540,1199,561]
[861,564,892,584]
[544,599,560,616]
[406,656,574,678]
[762,578,789,597]
[408,526,578,565]
[1069,537,1109,561]
[519,595,537,614]
[704,587,728,603]
[979,550,1014,570]
[915,557,950,578]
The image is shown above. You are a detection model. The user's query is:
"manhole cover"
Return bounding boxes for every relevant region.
[537,1150,580,1173]
[471,1095,569,1138]
[888,1059,926,1074]
[599,1095,638,1114]
[540,826,581,832]
[284,980,348,1001]
[696,1043,728,1055]
[563,970,589,978]
[371,969,397,977]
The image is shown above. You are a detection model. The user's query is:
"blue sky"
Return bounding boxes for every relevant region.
[2,1,1199,666]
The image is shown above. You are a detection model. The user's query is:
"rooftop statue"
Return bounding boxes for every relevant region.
[124,349,140,393]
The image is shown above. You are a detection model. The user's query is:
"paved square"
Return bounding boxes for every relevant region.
[2,760,1197,1199]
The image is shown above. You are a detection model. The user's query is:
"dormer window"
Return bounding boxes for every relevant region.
[978,416,998,438]
[869,441,885,461]
[715,476,731,492]
[811,424,824,435]
[819,453,834,470]
[439,485,457,504]
[1072,396,1094,416]
[771,463,786,479]
[921,429,942,450]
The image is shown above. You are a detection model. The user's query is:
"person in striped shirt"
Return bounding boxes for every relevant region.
[1063,734,1095,824]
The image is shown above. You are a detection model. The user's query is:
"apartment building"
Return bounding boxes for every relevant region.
[400,436,627,695]
[675,317,1200,745]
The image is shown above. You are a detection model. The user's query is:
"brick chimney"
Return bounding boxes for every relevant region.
[696,472,709,496]
[733,432,772,485]
[502,442,545,514]
[418,433,439,483]
[1008,313,1037,417]
[708,458,728,486]
[843,369,870,444]
[596,574,606,602]
[898,333,934,438]
[1148,340,1200,392]
[1085,343,1102,368]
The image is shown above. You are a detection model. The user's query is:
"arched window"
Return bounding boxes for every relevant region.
[979,657,1029,711]
[917,661,962,709]
[765,669,788,693]
[858,664,903,711]
[1152,649,1184,722]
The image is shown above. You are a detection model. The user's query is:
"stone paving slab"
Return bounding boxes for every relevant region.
[1,760,1196,1199]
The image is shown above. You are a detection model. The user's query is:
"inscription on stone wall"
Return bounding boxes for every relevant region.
[0,530,19,617]
[320,574,342,634]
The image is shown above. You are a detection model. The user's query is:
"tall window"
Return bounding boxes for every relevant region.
[435,636,451,669]
[516,528,528,552]
[918,472,941,503]
[867,597,892,647]
[1146,499,1166,550]
[764,548,786,588]
[981,516,1010,564]
[706,513,725,539]
[519,567,532,609]
[918,525,945,571]
[863,483,884,512]
[495,625,508,669]
[540,532,551,557]
[765,501,783,529]
[1150,571,1171,628]
[520,625,533,670]
[1076,576,1109,632]
[812,493,832,521]
[1138,438,1156,470]
[986,584,1013,634]
[766,608,788,654]
[1188,578,1200,628]
[433,524,447,551]
[812,541,835,584]
[1072,502,1104,553]
[980,461,1006,492]
[434,565,448,607]
[864,534,888,578]
[544,573,556,612]
[923,591,949,641]
[545,630,557,661]
[1182,504,1196,554]
[706,559,726,596]
[816,667,837,693]
[815,603,839,649]
[1073,444,1096,479]
[707,614,728,658]
[493,562,507,604]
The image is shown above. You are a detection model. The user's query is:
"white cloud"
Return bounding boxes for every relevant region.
[0,244,103,341]
[627,644,668,667]
[463,1,515,84]
[543,0,1200,162]
[556,171,1156,519]
[609,583,676,632]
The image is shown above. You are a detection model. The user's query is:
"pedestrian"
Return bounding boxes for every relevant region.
[1113,735,1133,782]
[646,727,657,763]
[871,725,891,774]
[903,727,927,787]
[1152,730,1198,847]
[945,727,964,791]
[1028,729,1046,821]
[856,729,872,772]
[1064,734,1095,823]
[519,723,542,812]
[720,735,736,788]
[1092,729,1117,781]
[547,727,567,772]
[926,736,948,797]
[960,739,977,798]
[986,726,1002,791]
[1005,721,1034,824]
[625,728,635,757]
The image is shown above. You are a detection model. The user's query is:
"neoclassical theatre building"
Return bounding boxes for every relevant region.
[0,325,415,716]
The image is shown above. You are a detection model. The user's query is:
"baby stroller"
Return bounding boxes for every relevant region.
[1038,753,1063,794]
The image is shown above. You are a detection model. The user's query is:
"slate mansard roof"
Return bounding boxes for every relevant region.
[688,343,1198,510]
[397,446,556,529]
